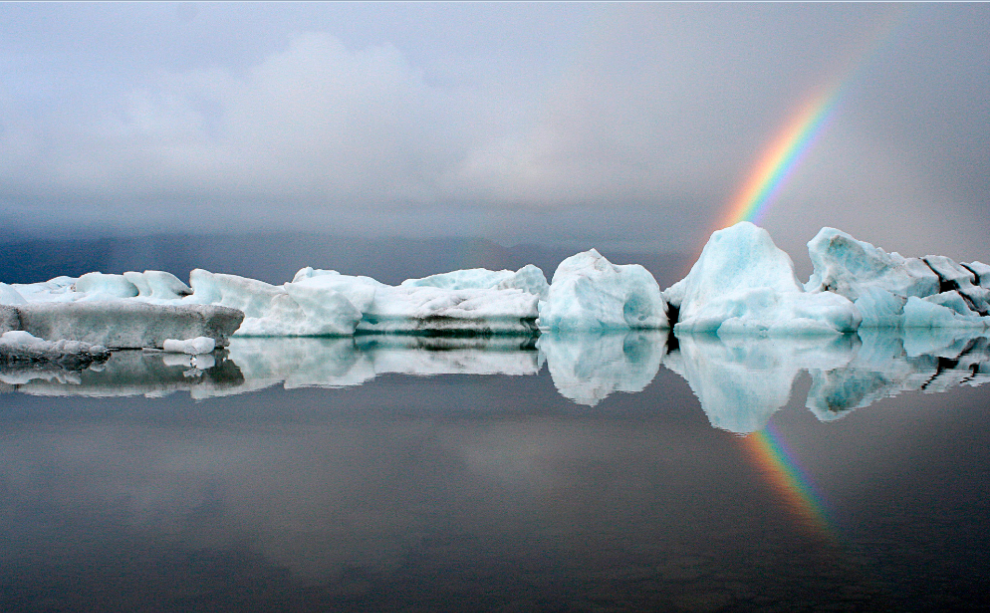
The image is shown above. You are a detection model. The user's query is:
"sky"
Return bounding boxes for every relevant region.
[2,2,989,265]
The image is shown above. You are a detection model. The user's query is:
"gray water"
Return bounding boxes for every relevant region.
[2,330,989,612]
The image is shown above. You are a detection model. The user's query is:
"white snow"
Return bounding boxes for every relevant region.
[162,336,216,355]
[0,330,109,361]
[539,249,667,332]
[669,222,860,336]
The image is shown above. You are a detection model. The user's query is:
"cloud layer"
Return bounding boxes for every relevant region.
[1,3,988,260]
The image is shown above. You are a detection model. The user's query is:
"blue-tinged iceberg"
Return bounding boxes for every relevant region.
[805,227,990,329]
[538,249,667,332]
[4,223,990,357]
[665,222,860,336]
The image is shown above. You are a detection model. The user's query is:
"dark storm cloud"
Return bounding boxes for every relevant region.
[0,3,988,260]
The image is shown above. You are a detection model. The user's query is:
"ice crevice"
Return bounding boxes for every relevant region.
[2,222,990,358]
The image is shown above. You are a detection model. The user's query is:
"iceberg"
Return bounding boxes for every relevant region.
[401,264,550,300]
[538,249,667,332]
[804,227,940,300]
[162,337,216,355]
[1,302,242,350]
[3,223,990,346]
[805,228,990,328]
[667,222,859,336]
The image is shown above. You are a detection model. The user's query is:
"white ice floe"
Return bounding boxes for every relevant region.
[0,283,27,305]
[668,222,859,336]
[185,269,365,337]
[538,249,667,332]
[162,336,216,355]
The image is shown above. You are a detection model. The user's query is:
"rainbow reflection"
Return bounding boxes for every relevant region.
[741,423,837,541]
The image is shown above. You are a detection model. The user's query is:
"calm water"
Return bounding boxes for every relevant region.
[2,331,990,612]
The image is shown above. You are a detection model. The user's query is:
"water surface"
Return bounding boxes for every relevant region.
[2,330,989,612]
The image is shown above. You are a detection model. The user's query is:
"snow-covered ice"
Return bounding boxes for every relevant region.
[538,249,667,332]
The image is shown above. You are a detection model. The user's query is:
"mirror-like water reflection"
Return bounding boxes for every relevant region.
[2,330,990,612]
[6,329,990,433]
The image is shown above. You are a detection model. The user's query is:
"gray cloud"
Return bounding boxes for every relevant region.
[1,3,988,260]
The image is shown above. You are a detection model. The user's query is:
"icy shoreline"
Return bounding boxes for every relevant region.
[2,223,989,357]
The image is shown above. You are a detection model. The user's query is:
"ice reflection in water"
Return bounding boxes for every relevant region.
[6,329,990,431]
[3,330,990,611]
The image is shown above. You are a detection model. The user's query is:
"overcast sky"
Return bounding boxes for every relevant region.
[2,2,988,263]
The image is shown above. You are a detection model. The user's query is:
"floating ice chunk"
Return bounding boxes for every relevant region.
[804,227,939,300]
[123,271,192,300]
[539,249,667,332]
[402,265,550,300]
[670,223,859,336]
[162,336,215,355]
[0,283,26,305]
[537,330,665,406]
[8,276,77,303]
[287,272,380,315]
[186,269,362,336]
[9,302,242,349]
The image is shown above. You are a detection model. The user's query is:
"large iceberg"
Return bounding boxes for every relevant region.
[666,223,859,336]
[538,249,667,332]
[804,228,990,329]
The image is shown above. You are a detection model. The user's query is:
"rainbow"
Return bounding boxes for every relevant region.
[719,89,841,228]
[718,6,908,229]
[741,423,837,541]
[717,9,914,542]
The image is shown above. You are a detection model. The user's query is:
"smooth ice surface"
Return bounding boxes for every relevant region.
[668,223,859,336]
[539,249,667,332]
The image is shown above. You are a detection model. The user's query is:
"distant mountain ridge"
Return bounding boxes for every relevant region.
[0,233,692,289]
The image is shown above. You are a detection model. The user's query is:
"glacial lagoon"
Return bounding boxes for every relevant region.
[2,329,990,612]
